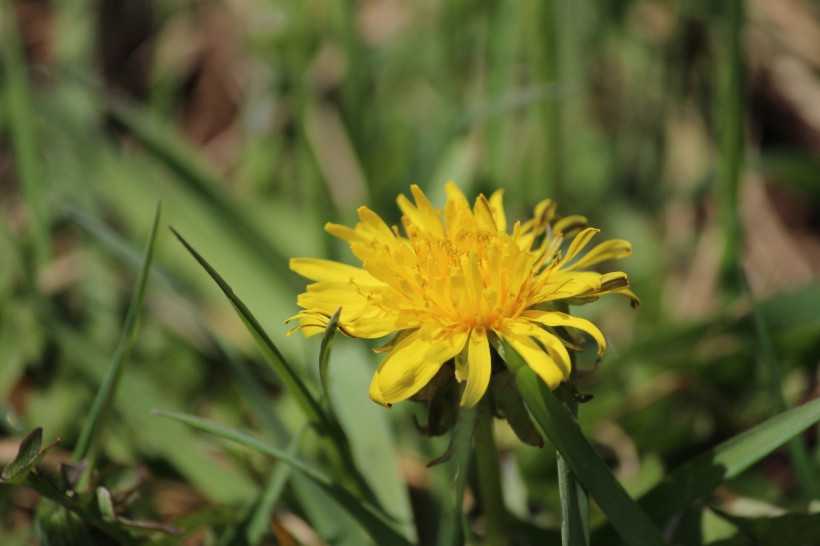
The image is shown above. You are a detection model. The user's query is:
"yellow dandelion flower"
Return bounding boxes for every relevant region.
[288,182,637,408]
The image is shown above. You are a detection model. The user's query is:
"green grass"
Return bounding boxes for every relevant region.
[2,1,819,545]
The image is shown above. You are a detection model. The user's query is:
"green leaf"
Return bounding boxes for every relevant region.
[153,410,414,546]
[497,342,668,546]
[1,428,60,484]
[72,202,162,490]
[169,227,329,431]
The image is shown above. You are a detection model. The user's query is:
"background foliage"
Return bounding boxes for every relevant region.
[1,0,819,544]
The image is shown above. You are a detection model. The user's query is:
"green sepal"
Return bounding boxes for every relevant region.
[411,362,460,437]
[489,369,544,447]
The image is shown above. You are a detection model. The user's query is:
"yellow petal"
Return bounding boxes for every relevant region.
[325,222,369,245]
[473,194,498,232]
[560,227,599,267]
[460,327,491,407]
[488,189,507,232]
[565,239,632,271]
[358,206,399,244]
[371,327,468,405]
[521,310,607,355]
[345,315,414,339]
[502,320,571,386]
[290,258,379,285]
[552,215,588,237]
[397,185,444,237]
[502,326,566,389]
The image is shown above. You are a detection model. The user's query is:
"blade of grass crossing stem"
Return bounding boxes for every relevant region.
[153,411,413,546]
[319,308,342,414]
[1,2,51,266]
[497,343,667,546]
[592,397,820,544]
[743,269,819,499]
[170,228,328,431]
[72,202,162,490]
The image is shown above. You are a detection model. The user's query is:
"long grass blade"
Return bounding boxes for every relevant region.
[638,396,820,523]
[170,227,329,431]
[592,397,820,543]
[72,202,162,489]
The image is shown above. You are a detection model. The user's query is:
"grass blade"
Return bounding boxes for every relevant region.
[72,202,162,489]
[592,397,820,543]
[170,227,329,431]
[497,342,667,546]
[715,0,745,296]
[637,397,820,523]
[153,410,414,546]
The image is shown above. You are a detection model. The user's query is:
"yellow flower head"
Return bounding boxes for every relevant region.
[288,183,637,408]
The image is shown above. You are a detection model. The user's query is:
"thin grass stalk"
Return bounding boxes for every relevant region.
[716,0,745,297]
[72,204,161,491]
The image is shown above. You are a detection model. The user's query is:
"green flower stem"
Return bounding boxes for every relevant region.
[556,385,590,546]
[474,397,509,546]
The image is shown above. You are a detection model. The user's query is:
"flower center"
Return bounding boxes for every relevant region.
[403,227,539,331]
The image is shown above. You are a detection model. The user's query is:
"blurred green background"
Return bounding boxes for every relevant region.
[1,0,819,544]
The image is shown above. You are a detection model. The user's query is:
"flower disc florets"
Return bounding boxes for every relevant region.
[288,182,637,408]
